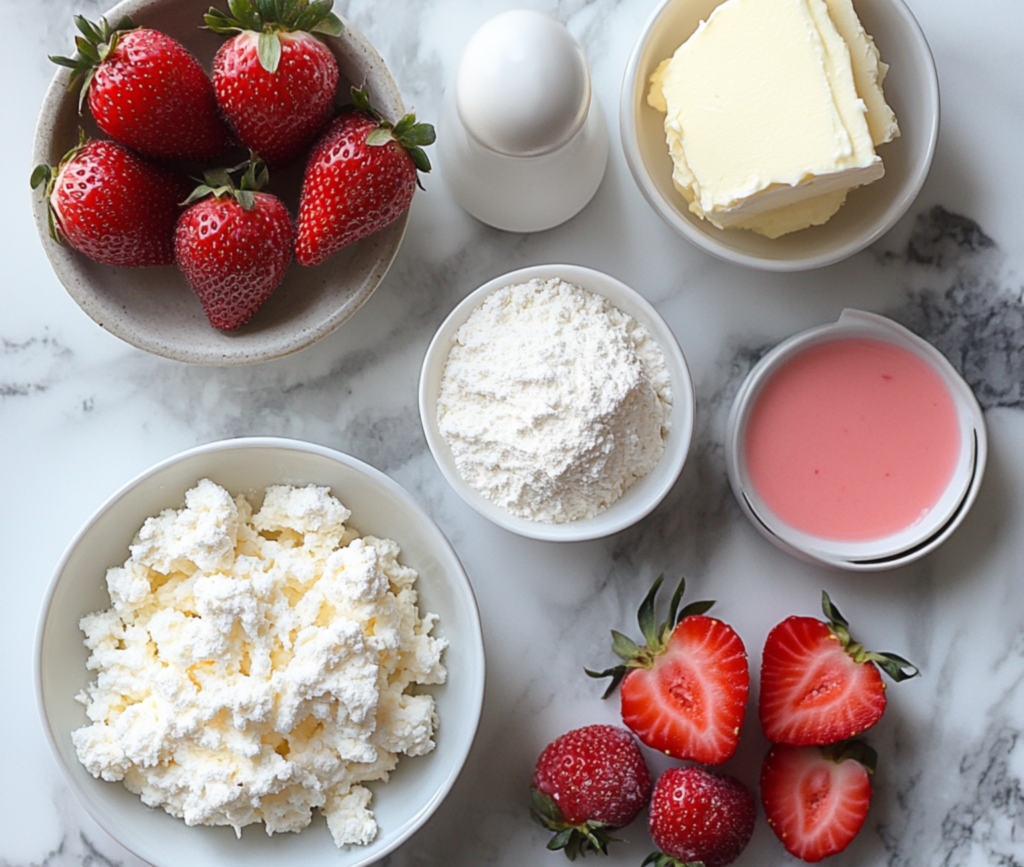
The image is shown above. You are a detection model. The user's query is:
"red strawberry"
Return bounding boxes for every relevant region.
[31,136,189,267]
[587,575,748,765]
[207,0,342,168]
[760,740,876,862]
[50,16,230,162]
[530,724,651,859]
[174,158,293,330]
[759,592,918,746]
[295,87,435,266]
[645,767,755,867]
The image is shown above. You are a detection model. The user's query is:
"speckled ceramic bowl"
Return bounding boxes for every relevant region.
[621,0,939,271]
[31,0,409,364]
[35,437,485,867]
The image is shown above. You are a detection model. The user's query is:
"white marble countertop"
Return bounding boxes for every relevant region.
[3,0,1024,864]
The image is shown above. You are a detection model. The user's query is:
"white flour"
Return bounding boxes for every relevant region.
[437,277,672,523]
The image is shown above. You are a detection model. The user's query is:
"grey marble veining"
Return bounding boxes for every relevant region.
[3,0,1024,865]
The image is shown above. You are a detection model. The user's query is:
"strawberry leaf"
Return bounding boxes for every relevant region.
[407,146,432,175]
[866,652,919,682]
[257,30,282,73]
[350,85,377,117]
[611,630,641,661]
[365,128,394,147]
[637,574,664,648]
[236,189,256,211]
[310,12,343,36]
[820,739,878,773]
[678,599,716,619]
[399,122,436,147]
[30,164,52,190]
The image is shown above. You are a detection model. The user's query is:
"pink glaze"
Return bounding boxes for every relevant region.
[744,337,960,541]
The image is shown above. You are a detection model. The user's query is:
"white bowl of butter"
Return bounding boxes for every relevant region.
[35,438,484,867]
[621,0,938,271]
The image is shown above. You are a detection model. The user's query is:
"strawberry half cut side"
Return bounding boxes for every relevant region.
[586,575,749,765]
[761,740,877,862]
[759,591,919,747]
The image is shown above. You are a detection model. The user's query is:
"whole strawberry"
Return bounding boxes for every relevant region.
[761,740,876,862]
[174,158,293,330]
[50,16,231,162]
[645,767,755,867]
[31,136,189,267]
[587,575,749,765]
[206,0,342,168]
[530,724,651,860]
[759,592,918,747]
[295,87,435,266]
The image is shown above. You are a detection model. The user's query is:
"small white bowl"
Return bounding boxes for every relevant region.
[725,310,987,570]
[35,438,485,867]
[31,0,409,365]
[418,264,695,542]
[620,0,939,272]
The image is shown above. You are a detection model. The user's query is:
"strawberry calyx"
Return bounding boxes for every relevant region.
[585,575,715,699]
[819,738,878,774]
[640,852,706,867]
[31,130,92,243]
[50,15,137,111]
[205,0,344,73]
[529,787,622,860]
[820,591,919,682]
[183,153,270,211]
[350,86,436,178]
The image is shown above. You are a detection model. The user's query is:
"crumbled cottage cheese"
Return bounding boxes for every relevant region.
[72,479,447,847]
[437,277,672,523]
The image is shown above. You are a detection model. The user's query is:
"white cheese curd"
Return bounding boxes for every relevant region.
[72,481,447,848]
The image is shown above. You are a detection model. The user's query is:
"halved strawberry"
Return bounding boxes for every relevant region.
[587,575,748,765]
[759,592,918,746]
[761,740,876,862]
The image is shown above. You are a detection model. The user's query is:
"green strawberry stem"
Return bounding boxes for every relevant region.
[821,591,920,682]
[183,152,270,211]
[585,575,715,699]
[529,787,622,861]
[350,86,436,177]
[204,0,344,73]
[50,15,137,110]
[641,853,706,867]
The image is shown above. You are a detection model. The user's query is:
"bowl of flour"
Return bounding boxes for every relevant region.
[419,264,694,541]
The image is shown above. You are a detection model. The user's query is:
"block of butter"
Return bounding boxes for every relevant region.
[648,0,899,238]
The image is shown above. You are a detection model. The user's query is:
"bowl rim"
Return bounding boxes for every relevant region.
[30,0,409,366]
[418,263,695,542]
[34,436,486,866]
[724,311,988,570]
[619,0,940,272]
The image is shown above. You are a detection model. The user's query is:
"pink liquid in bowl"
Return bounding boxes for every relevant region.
[744,337,961,541]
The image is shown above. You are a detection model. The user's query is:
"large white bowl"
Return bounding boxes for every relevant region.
[419,264,695,542]
[35,438,485,867]
[31,0,409,364]
[621,0,939,272]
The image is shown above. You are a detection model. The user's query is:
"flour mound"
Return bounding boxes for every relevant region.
[437,277,672,523]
